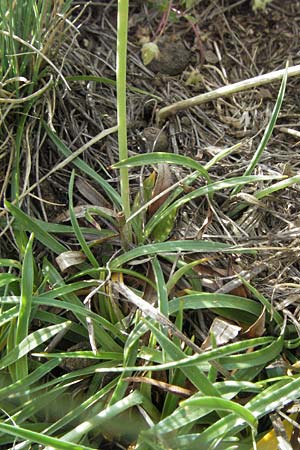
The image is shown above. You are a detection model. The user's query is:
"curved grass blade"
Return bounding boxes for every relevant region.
[0,422,95,450]
[0,295,125,344]
[44,122,121,207]
[55,391,144,445]
[68,171,98,267]
[152,257,169,318]
[42,260,123,351]
[14,336,271,376]
[144,174,283,238]
[42,378,118,437]
[0,273,19,289]
[169,292,262,322]
[186,375,300,450]
[0,359,60,401]
[231,64,288,196]
[240,278,283,325]
[229,175,300,218]
[181,396,257,430]
[143,318,221,397]
[0,306,19,327]
[66,75,162,100]
[5,201,66,254]
[110,240,254,269]
[0,322,71,371]
[218,332,284,369]
[0,259,21,269]
[112,153,210,182]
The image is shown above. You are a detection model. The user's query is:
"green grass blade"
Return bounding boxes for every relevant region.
[42,378,118,437]
[231,64,288,196]
[240,278,283,325]
[66,75,162,100]
[68,170,98,267]
[110,240,254,269]
[116,0,131,244]
[44,122,121,207]
[218,333,284,369]
[42,260,123,351]
[143,318,221,397]
[0,306,19,327]
[15,233,34,379]
[0,274,19,289]
[0,259,21,269]
[181,396,257,430]
[0,359,60,401]
[0,321,71,371]
[0,422,95,450]
[5,201,66,254]
[112,153,210,182]
[169,292,262,320]
[187,376,300,449]
[57,391,144,445]
[144,174,283,238]
[152,257,169,318]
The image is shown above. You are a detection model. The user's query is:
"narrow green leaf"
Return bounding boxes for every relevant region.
[57,391,144,444]
[0,322,71,371]
[231,63,288,195]
[152,257,169,318]
[144,174,283,238]
[0,306,19,327]
[44,122,121,207]
[66,74,162,100]
[218,333,284,369]
[16,232,34,379]
[0,258,21,269]
[169,293,262,318]
[112,153,210,182]
[0,273,19,288]
[181,397,257,430]
[5,201,66,254]
[110,240,254,269]
[143,318,221,397]
[0,359,60,401]
[187,375,300,449]
[0,422,94,450]
[68,170,98,267]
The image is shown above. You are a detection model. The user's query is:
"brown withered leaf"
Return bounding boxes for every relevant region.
[56,250,86,272]
[202,317,241,350]
[196,206,213,239]
[192,263,225,291]
[54,204,116,223]
[242,306,266,338]
[227,260,248,298]
[148,163,172,217]
[124,376,193,399]
[76,178,111,208]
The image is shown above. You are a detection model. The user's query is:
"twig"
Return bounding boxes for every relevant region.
[113,281,231,378]
[157,64,300,123]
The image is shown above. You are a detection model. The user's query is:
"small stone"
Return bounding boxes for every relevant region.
[139,127,169,152]
[147,36,191,76]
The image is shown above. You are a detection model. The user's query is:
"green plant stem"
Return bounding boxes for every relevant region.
[117,0,132,245]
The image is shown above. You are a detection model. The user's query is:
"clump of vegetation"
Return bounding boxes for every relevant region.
[0,1,299,449]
